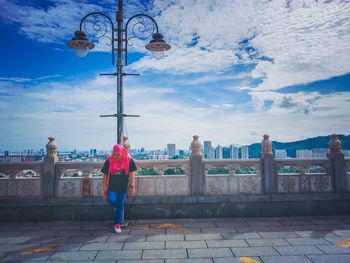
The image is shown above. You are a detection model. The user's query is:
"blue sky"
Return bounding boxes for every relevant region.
[0,0,349,151]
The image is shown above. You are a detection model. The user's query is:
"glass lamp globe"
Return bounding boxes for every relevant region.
[74,46,89,58]
[151,50,165,60]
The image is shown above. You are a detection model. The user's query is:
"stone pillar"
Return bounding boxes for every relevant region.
[42,137,58,198]
[328,133,347,193]
[122,136,130,151]
[190,135,205,195]
[260,134,276,194]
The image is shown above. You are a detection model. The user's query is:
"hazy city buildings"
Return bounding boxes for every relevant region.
[241,146,249,159]
[275,149,288,158]
[167,144,176,158]
[203,141,214,159]
[214,145,223,159]
[229,145,239,159]
[296,149,313,158]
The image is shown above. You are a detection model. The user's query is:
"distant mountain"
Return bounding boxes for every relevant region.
[247,134,350,158]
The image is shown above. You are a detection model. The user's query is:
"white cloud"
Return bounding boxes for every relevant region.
[2,0,349,91]
[134,0,350,91]
[1,75,349,151]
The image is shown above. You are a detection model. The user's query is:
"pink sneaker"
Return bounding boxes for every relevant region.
[114,223,121,234]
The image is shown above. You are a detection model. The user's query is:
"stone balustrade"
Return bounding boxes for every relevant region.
[0,134,349,199]
[1,134,350,221]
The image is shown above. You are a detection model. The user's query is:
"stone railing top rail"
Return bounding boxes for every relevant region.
[203,159,260,165]
[275,158,328,162]
[0,162,43,167]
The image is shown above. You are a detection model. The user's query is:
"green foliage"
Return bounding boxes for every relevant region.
[306,165,326,174]
[207,167,229,175]
[235,166,256,175]
[278,166,299,174]
[164,168,185,175]
[138,168,158,176]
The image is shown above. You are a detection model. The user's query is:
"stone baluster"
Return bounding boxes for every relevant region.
[328,133,346,192]
[260,134,276,194]
[190,135,205,195]
[42,137,58,198]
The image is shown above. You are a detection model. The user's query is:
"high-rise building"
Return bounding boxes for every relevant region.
[241,146,249,159]
[167,144,176,158]
[312,148,327,158]
[229,145,239,159]
[296,149,313,158]
[275,149,288,158]
[215,145,223,159]
[204,141,214,159]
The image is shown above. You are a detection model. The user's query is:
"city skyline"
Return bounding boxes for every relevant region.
[0,0,349,150]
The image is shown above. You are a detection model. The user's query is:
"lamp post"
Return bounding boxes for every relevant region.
[67,0,171,145]
[67,0,170,228]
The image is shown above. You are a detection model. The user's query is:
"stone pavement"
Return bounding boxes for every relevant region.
[0,215,350,263]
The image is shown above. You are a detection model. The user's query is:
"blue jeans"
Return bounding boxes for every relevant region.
[107,190,127,224]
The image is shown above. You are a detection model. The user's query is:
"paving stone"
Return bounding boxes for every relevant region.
[123,241,165,250]
[235,226,272,233]
[295,231,337,238]
[167,259,213,263]
[312,219,345,225]
[95,250,142,260]
[118,260,164,263]
[246,220,282,227]
[269,226,308,231]
[53,243,83,251]
[316,244,350,254]
[258,231,299,238]
[79,242,123,250]
[260,255,312,263]
[246,238,289,246]
[142,249,187,259]
[0,236,32,244]
[0,243,40,252]
[333,230,350,236]
[274,245,323,255]
[67,261,114,263]
[188,248,233,258]
[215,222,249,228]
[222,232,261,240]
[131,229,166,235]
[305,225,342,231]
[48,251,98,261]
[285,237,331,245]
[230,247,279,256]
[66,235,109,243]
[213,257,262,263]
[25,236,70,244]
[306,254,350,263]
[185,234,222,241]
[166,241,207,248]
[206,240,248,248]
[146,235,184,242]
[324,236,350,244]
[183,222,216,228]
[105,235,146,243]
[201,228,236,234]
[0,251,54,262]
[166,228,202,234]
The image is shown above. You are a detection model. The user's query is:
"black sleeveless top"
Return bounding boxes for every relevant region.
[100,158,137,192]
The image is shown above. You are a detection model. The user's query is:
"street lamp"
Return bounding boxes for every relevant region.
[67,0,171,145]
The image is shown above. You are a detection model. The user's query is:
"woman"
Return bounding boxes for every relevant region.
[101,144,137,233]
